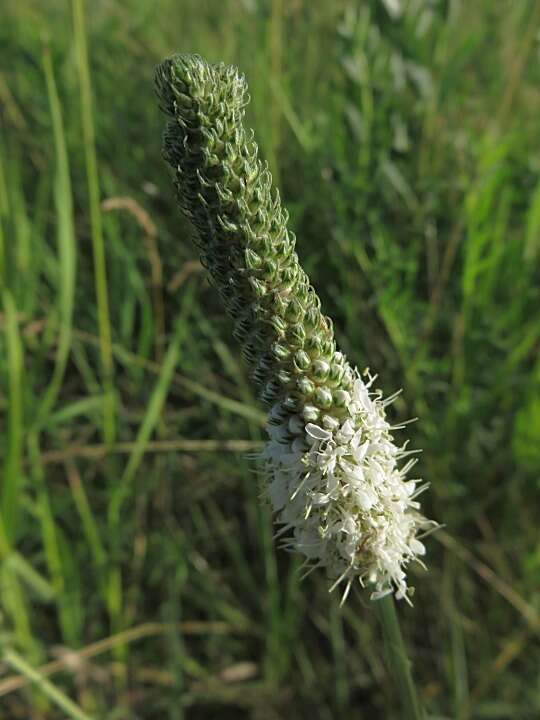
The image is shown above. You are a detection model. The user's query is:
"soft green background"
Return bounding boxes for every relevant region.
[1,0,539,718]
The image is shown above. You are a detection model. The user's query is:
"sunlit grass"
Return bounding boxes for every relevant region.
[0,0,539,717]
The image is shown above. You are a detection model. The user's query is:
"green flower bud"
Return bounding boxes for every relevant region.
[334,389,352,407]
[271,342,291,362]
[293,350,311,372]
[286,323,306,348]
[312,359,330,382]
[277,370,292,386]
[302,404,320,422]
[296,376,315,397]
[314,387,333,409]
[285,298,304,323]
[244,248,262,270]
[155,52,354,419]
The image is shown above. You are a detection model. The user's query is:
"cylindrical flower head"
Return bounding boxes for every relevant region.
[155,53,433,603]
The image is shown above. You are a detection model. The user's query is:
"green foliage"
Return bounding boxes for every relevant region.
[0,0,539,718]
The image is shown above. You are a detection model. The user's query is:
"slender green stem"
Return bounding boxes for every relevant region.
[376,595,424,720]
[72,0,115,445]
[37,46,76,428]
[4,649,92,720]
[1,289,23,541]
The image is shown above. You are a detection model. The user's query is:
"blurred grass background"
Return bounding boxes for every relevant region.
[1,0,539,717]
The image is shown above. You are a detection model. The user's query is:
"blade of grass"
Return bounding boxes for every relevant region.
[47,395,105,429]
[36,45,76,427]
[3,551,55,603]
[3,648,92,720]
[28,432,82,648]
[73,328,265,424]
[72,0,115,445]
[0,133,7,280]
[108,283,197,525]
[9,156,31,294]
[1,290,24,542]
[40,438,262,464]
[0,517,37,658]
[0,288,38,660]
[524,179,540,261]
[106,282,196,637]
[65,461,107,575]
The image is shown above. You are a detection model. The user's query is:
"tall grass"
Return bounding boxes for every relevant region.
[0,0,539,717]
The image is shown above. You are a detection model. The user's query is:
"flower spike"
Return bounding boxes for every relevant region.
[155,53,433,601]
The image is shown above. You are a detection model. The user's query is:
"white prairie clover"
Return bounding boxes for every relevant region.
[155,53,432,603]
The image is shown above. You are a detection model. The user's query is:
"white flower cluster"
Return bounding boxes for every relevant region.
[263,368,432,604]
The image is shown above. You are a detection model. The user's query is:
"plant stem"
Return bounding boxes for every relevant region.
[3,649,92,720]
[376,594,424,720]
[72,0,115,446]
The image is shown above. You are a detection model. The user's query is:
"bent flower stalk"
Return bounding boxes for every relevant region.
[155,53,433,604]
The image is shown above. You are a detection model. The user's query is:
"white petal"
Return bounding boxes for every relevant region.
[410,538,426,555]
[356,488,375,510]
[351,427,364,449]
[340,459,364,482]
[353,440,369,463]
[305,423,332,441]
